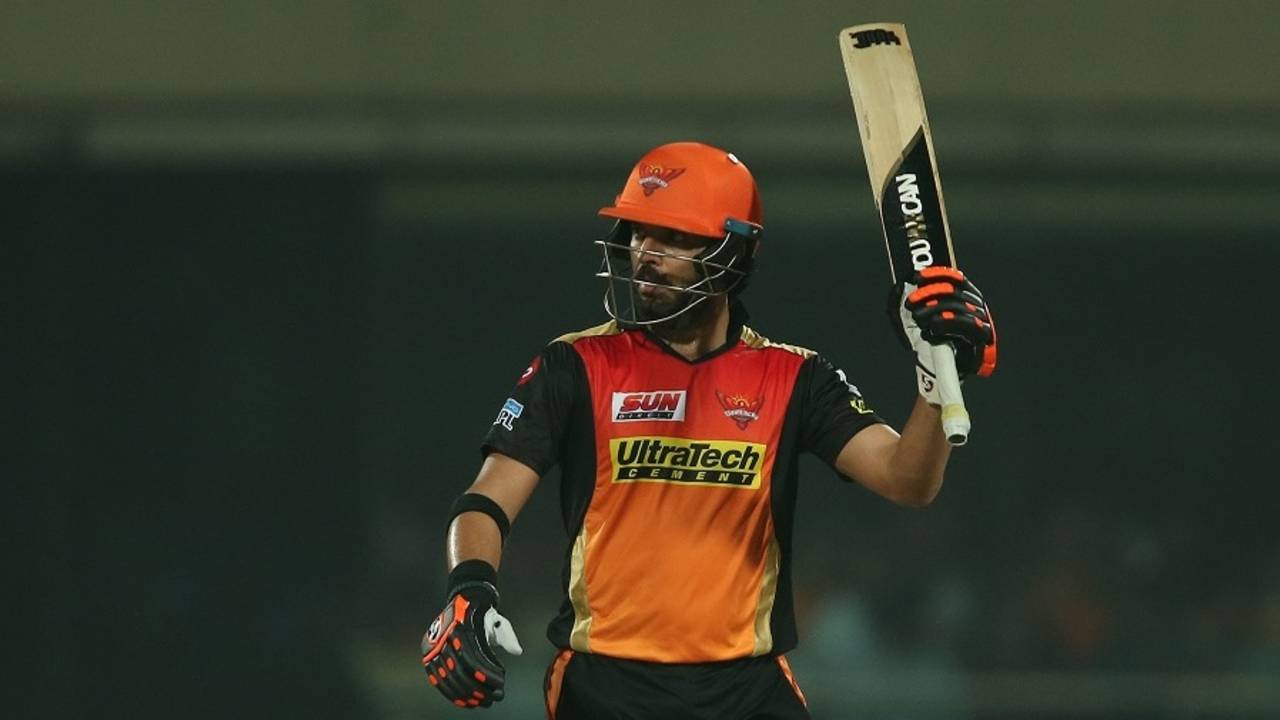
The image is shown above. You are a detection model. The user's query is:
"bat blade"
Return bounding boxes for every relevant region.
[838,22,971,445]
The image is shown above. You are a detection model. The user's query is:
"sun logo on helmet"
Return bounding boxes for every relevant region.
[637,164,686,196]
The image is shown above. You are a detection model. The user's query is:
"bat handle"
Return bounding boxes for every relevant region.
[930,343,970,446]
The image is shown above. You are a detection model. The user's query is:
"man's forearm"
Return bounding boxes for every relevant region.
[888,395,952,506]
[443,454,540,572]
[447,511,505,571]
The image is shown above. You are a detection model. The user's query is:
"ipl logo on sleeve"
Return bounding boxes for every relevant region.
[494,398,524,431]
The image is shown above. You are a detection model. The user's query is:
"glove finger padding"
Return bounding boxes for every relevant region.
[421,590,513,708]
[900,268,998,378]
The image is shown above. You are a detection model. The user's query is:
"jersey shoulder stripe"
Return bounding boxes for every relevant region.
[739,325,816,359]
[553,320,623,346]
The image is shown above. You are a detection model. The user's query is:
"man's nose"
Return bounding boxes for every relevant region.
[635,235,661,264]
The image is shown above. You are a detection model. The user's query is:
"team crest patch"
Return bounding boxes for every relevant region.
[637,164,686,196]
[716,390,763,430]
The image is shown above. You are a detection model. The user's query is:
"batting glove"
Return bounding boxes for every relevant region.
[421,564,523,709]
[889,267,998,403]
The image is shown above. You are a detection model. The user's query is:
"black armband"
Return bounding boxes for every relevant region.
[449,492,511,542]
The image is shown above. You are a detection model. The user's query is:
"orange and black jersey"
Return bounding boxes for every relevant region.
[481,308,885,664]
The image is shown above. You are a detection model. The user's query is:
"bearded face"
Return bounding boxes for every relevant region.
[595,220,752,331]
[631,262,690,320]
[629,224,711,315]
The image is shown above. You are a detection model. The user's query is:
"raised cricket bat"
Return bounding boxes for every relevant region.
[838,22,971,446]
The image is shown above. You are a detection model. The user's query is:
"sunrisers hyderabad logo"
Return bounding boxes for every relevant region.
[716,390,763,430]
[637,164,686,196]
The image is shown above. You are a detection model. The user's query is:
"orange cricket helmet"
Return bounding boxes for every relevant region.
[598,141,763,240]
[594,142,765,327]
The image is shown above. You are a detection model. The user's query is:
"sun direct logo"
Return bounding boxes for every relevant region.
[610,436,766,488]
[612,390,687,422]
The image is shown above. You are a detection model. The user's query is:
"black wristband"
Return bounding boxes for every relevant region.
[447,559,499,600]
[449,492,512,542]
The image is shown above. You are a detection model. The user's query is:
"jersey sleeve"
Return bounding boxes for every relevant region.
[479,340,582,476]
[798,354,886,470]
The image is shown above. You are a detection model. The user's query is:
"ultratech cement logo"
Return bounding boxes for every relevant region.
[612,390,688,422]
[609,436,766,488]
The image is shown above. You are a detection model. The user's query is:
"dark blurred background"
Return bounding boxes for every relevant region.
[7,2,1280,718]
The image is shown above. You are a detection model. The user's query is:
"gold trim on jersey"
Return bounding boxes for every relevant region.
[555,320,622,345]
[740,326,816,359]
[568,524,593,651]
[751,536,782,655]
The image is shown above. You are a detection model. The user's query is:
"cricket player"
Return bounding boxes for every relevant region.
[420,141,997,718]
